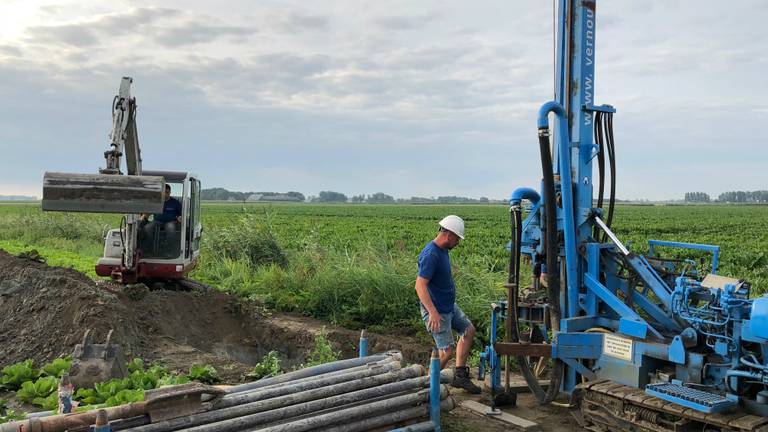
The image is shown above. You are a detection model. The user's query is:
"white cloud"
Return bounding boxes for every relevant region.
[0,0,766,200]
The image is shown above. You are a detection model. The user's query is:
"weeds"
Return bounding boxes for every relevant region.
[305,328,340,367]
[205,212,288,269]
[247,351,282,380]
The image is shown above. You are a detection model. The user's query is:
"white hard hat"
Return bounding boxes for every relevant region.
[438,215,465,239]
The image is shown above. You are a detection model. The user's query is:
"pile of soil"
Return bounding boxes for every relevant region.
[0,249,427,382]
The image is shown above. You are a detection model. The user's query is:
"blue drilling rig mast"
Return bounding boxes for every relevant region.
[479,1,768,430]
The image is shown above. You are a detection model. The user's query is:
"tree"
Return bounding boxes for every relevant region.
[366,192,396,204]
[317,191,348,203]
[684,192,710,203]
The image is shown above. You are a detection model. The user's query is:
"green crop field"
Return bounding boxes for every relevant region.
[1,202,767,343]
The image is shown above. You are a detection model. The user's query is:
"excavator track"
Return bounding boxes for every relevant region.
[574,380,768,432]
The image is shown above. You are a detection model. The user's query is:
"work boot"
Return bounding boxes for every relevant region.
[452,366,481,394]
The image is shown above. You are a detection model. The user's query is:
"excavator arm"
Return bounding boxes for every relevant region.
[42,77,165,276]
[42,77,164,214]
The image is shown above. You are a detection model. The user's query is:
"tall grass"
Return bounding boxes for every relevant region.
[194,212,506,339]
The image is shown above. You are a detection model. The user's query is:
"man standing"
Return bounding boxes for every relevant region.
[415,215,481,394]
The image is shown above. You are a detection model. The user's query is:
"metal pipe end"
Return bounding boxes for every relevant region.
[441,396,456,411]
[439,369,454,383]
[386,350,404,362]
[411,364,426,376]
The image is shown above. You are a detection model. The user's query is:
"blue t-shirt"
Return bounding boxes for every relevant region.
[418,241,455,314]
[154,197,182,223]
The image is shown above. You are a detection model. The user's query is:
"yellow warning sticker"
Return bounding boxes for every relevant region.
[603,334,633,361]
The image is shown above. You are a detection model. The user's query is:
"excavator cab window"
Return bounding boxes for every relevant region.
[188,178,201,255]
[138,182,184,259]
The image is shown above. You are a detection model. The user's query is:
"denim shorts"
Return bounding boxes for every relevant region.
[420,303,472,350]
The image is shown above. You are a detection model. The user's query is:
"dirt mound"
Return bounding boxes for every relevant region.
[0,250,428,383]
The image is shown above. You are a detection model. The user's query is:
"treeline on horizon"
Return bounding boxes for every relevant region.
[201,188,503,204]
[684,191,768,203]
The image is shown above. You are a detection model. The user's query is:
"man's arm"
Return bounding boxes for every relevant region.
[415,276,442,332]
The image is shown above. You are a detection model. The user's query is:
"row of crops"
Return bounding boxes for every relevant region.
[0,202,766,341]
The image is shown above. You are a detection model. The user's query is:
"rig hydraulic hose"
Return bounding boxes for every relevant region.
[605,113,616,231]
[593,111,616,242]
[504,125,563,404]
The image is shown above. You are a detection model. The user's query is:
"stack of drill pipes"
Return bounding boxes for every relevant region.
[243,386,450,432]
[226,352,399,394]
[0,359,402,432]
[322,400,454,432]
[214,359,402,409]
[121,365,440,432]
[111,361,401,432]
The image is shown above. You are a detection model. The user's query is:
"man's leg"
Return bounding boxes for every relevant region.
[450,304,481,394]
[421,307,455,370]
[438,347,453,370]
[455,323,476,367]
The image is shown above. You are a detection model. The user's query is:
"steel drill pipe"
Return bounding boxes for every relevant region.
[227,352,400,394]
[170,372,445,432]
[322,398,455,432]
[215,361,402,409]
[122,365,427,432]
[227,358,399,399]
[246,387,448,432]
[202,359,399,403]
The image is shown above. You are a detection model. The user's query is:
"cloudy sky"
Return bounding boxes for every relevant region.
[0,0,766,200]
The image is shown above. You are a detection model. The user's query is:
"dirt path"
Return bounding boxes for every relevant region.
[444,388,581,432]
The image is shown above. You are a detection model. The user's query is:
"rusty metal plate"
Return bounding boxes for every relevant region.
[494,342,552,357]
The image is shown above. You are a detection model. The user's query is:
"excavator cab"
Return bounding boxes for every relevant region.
[96,171,202,281]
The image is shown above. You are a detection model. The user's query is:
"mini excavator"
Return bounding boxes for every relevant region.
[42,77,203,285]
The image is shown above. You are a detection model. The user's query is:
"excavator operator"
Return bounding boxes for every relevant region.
[141,184,181,228]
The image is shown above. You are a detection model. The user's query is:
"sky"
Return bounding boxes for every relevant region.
[0,0,766,200]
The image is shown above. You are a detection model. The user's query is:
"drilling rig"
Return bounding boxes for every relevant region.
[479,2,768,431]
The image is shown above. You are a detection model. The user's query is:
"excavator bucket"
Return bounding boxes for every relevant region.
[42,172,165,214]
[68,329,129,389]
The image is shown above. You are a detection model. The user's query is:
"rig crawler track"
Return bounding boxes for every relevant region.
[574,380,768,432]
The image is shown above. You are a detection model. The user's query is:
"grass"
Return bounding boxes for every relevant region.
[0,202,767,348]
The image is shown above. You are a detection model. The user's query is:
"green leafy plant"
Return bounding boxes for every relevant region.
[247,351,282,380]
[129,370,159,391]
[74,388,102,405]
[33,392,59,411]
[187,365,219,384]
[1,360,39,391]
[127,358,145,374]
[104,389,144,407]
[157,374,190,387]
[305,328,340,367]
[40,357,72,378]
[16,376,58,405]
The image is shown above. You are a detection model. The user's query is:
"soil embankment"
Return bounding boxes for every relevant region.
[0,249,427,382]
